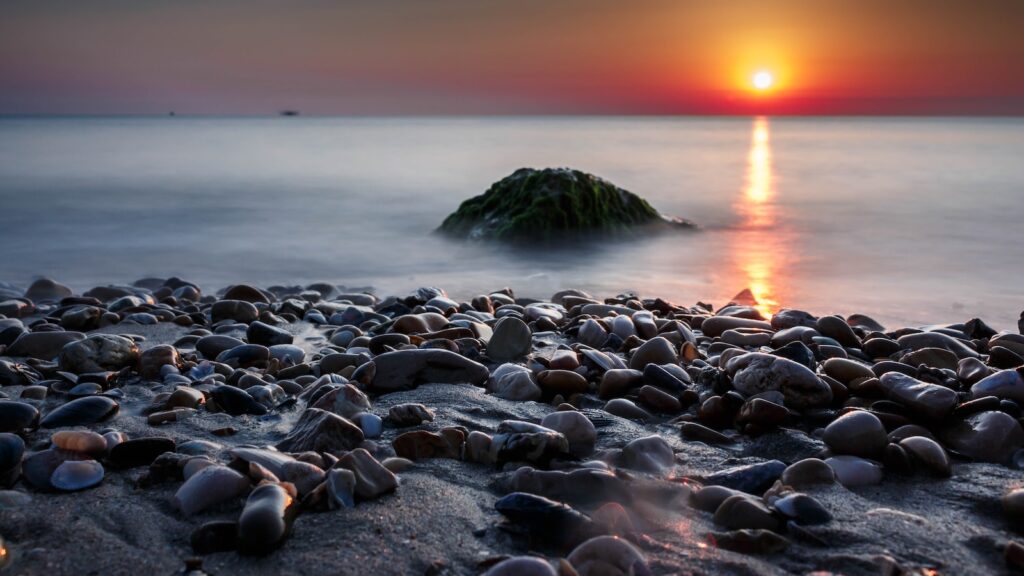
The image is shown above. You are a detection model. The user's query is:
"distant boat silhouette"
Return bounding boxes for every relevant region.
[279,110,300,116]
[168,111,175,116]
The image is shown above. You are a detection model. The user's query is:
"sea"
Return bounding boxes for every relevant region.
[1,116,1021,329]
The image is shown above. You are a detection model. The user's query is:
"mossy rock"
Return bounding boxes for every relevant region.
[437,167,694,243]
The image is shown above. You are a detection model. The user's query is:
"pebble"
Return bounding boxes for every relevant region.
[51,430,106,456]
[326,467,357,509]
[237,482,297,555]
[540,411,596,456]
[387,403,435,427]
[815,315,860,347]
[393,430,463,460]
[24,277,73,302]
[174,465,250,516]
[780,458,837,487]
[703,460,786,494]
[488,364,541,401]
[0,433,25,487]
[6,331,86,360]
[494,492,593,549]
[211,384,268,416]
[487,317,532,361]
[195,335,245,359]
[577,319,608,348]
[942,410,1024,463]
[898,436,951,476]
[210,299,259,324]
[336,448,397,499]
[701,317,772,338]
[40,396,119,428]
[50,459,104,491]
[58,333,139,374]
[246,321,293,346]
[483,557,557,576]
[896,332,979,359]
[537,369,589,394]
[365,349,488,392]
[215,344,270,368]
[603,398,652,421]
[1003,488,1024,524]
[621,435,674,473]
[276,408,364,453]
[352,412,383,439]
[109,437,176,468]
[771,492,831,524]
[690,485,745,512]
[491,421,568,464]
[567,535,648,576]
[877,372,958,420]
[825,455,883,487]
[822,410,888,459]
[310,383,371,419]
[726,353,832,409]
[971,368,1024,404]
[0,400,39,433]
[598,369,643,399]
[713,494,779,530]
[628,336,678,369]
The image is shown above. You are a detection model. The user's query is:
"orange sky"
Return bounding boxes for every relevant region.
[1,0,1022,114]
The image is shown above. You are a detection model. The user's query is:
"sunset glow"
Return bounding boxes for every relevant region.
[752,70,774,91]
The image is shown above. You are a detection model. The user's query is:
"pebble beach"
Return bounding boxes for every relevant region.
[2,276,1024,575]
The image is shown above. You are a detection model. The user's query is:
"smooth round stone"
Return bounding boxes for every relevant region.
[20,385,47,400]
[269,344,305,364]
[877,372,958,421]
[51,430,107,455]
[972,369,1024,404]
[598,369,643,399]
[701,316,771,338]
[24,277,73,302]
[604,398,652,422]
[781,458,837,487]
[721,329,772,348]
[898,436,951,477]
[211,385,268,416]
[137,345,181,379]
[484,557,557,576]
[167,387,205,409]
[40,396,119,428]
[577,319,608,348]
[1003,488,1024,523]
[714,494,779,530]
[900,347,959,371]
[541,411,596,456]
[0,400,39,432]
[825,455,883,487]
[816,315,860,348]
[548,349,580,371]
[211,299,259,324]
[336,448,398,499]
[353,412,383,439]
[326,467,357,509]
[771,308,818,330]
[50,459,104,491]
[216,344,270,368]
[58,333,139,374]
[487,317,533,362]
[628,336,678,370]
[823,410,888,459]
[567,535,648,576]
[690,485,744,512]
[610,315,636,339]
[6,331,85,360]
[621,435,674,473]
[109,437,176,468]
[67,382,101,397]
[637,385,681,413]
[237,483,296,554]
[246,321,293,346]
[537,370,588,394]
[195,335,245,359]
[0,489,32,509]
[942,410,1024,463]
[736,398,789,429]
[488,364,541,401]
[896,332,979,359]
[0,433,25,487]
[773,492,831,524]
[822,358,874,385]
[174,465,251,516]
[387,403,435,427]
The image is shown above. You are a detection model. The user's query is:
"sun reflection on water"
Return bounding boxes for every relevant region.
[731,116,788,318]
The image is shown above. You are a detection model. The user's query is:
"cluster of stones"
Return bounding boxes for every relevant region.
[2,276,1024,573]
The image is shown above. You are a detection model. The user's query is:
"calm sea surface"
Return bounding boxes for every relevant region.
[0,116,1021,329]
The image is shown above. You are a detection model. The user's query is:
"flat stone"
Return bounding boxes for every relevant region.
[275,408,364,453]
[878,372,958,420]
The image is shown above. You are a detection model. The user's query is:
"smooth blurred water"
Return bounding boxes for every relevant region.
[0,116,1021,328]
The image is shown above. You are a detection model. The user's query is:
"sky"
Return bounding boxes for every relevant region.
[1,0,1023,115]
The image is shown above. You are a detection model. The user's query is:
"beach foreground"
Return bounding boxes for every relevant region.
[1,277,1023,575]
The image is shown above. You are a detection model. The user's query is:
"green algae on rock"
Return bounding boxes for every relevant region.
[437,167,695,242]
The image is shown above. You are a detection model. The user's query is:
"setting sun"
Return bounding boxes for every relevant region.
[752,70,774,91]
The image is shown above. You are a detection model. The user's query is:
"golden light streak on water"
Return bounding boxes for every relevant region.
[731,116,784,318]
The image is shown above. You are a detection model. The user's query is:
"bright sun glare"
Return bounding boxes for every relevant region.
[752,70,774,91]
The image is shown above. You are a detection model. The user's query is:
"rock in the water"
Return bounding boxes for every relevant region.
[365,349,488,392]
[175,465,251,516]
[210,385,268,416]
[971,368,1024,404]
[702,460,786,494]
[437,167,692,242]
[211,300,259,324]
[487,317,532,361]
[40,396,119,428]
[310,384,371,419]
[726,353,832,409]
[246,321,293,346]
[822,410,888,459]
[628,336,678,370]
[276,408,364,453]
[237,482,297,555]
[58,333,139,374]
[24,278,73,302]
[621,435,674,473]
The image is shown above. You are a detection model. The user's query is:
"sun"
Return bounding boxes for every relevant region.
[752,70,774,91]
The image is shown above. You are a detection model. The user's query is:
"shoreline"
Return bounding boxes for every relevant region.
[2,277,1023,575]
